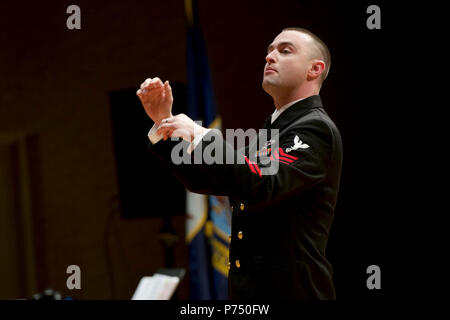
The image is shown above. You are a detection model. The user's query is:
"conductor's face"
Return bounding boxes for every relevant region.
[262,30,313,96]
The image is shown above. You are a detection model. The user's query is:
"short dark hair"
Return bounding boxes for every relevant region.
[282,27,331,84]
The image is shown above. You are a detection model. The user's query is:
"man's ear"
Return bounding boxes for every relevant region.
[307,60,325,81]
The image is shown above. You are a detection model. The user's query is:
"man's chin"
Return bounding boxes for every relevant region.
[262,79,279,93]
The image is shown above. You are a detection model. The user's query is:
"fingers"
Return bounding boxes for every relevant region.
[156,122,173,134]
[159,116,174,125]
[148,78,163,91]
[156,118,176,136]
[157,127,173,140]
[140,78,150,89]
[137,86,164,98]
[145,77,163,90]
[164,129,174,141]
[137,77,165,96]
[164,80,172,94]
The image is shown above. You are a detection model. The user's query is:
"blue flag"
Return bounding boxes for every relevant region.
[184,0,231,300]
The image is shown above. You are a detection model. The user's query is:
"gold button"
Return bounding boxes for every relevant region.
[228,234,232,240]
[240,203,245,211]
[231,205,234,211]
[235,260,241,268]
[226,262,231,270]
[238,231,243,239]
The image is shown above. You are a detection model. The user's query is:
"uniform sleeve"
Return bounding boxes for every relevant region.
[194,118,333,210]
[147,138,227,196]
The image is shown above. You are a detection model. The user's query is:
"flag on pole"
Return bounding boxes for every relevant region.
[184,0,231,300]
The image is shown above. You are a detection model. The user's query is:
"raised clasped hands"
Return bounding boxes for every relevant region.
[137,77,207,143]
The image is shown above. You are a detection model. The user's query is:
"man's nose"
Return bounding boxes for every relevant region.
[265,51,277,64]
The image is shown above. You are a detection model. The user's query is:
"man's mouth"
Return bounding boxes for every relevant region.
[265,68,277,74]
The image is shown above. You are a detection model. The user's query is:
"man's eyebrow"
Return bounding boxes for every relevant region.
[267,41,297,52]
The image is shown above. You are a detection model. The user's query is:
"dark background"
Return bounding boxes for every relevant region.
[0,0,411,300]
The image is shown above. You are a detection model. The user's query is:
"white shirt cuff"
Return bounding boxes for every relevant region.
[148,123,163,144]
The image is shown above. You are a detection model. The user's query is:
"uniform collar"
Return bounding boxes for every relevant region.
[271,97,306,124]
[266,95,323,130]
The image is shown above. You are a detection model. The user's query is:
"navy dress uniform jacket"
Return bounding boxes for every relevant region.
[148,95,343,299]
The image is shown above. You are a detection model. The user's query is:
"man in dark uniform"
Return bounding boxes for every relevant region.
[136,27,342,299]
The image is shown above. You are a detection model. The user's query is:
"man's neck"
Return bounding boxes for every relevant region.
[273,88,319,110]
